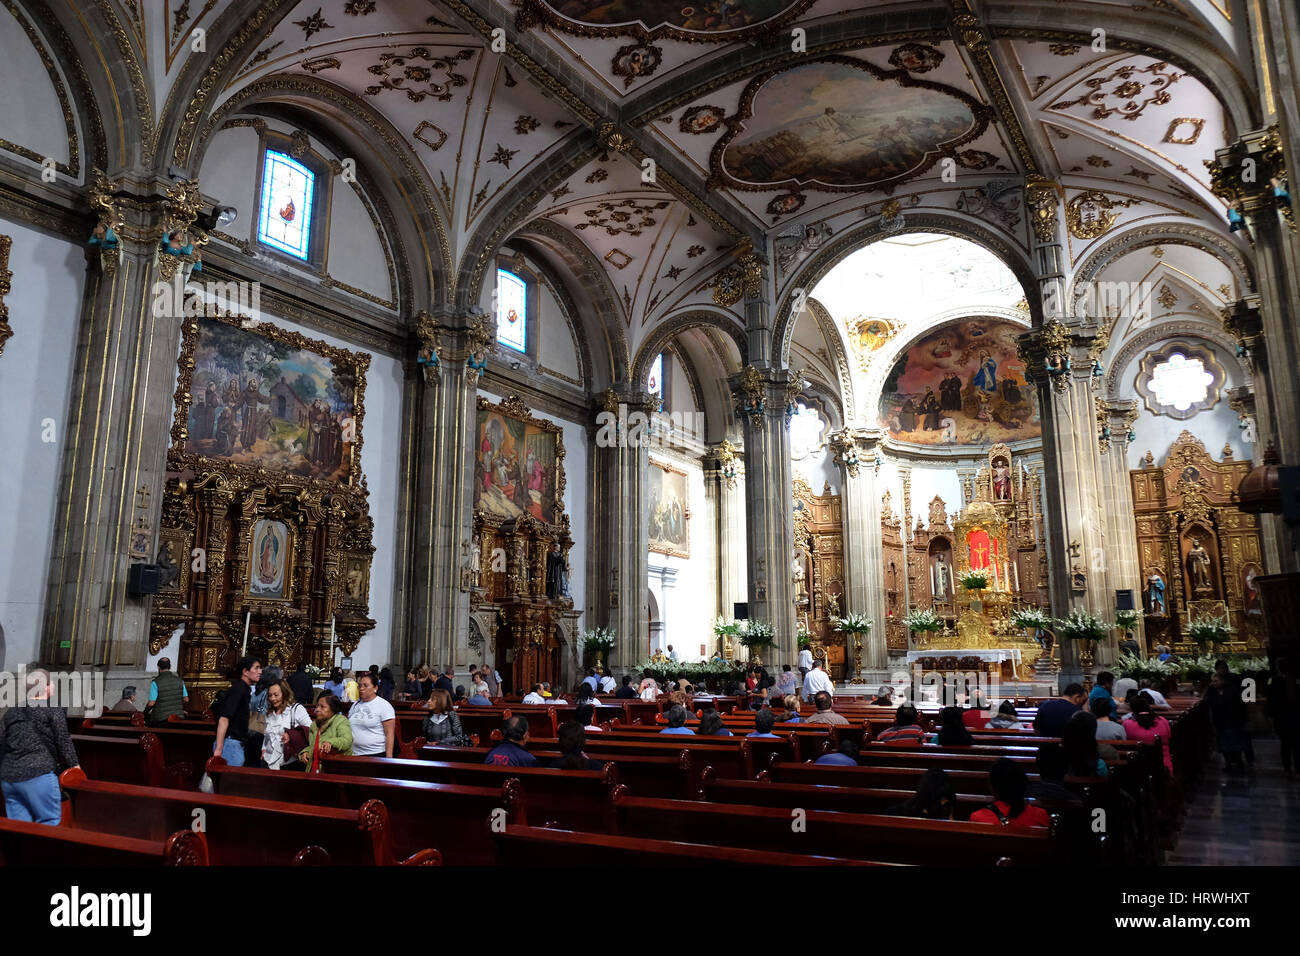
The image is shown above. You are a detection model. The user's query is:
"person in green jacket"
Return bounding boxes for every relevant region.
[299,693,353,771]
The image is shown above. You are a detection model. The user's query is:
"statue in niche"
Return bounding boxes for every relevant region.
[1187,538,1213,595]
[1145,571,1166,616]
[156,540,179,591]
[792,548,808,603]
[545,541,569,598]
[992,457,1011,500]
[931,553,951,600]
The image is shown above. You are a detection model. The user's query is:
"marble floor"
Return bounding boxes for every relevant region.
[1165,737,1300,865]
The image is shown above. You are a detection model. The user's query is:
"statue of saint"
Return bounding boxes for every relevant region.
[1146,573,1166,616]
[1186,538,1213,595]
[932,554,951,599]
[546,542,569,598]
[792,550,808,603]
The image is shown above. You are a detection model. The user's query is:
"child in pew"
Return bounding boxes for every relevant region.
[883,768,957,820]
[970,758,1051,829]
[575,703,603,734]
[551,721,604,771]
[300,693,353,772]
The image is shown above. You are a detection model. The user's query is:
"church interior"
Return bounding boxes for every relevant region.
[0,0,1298,876]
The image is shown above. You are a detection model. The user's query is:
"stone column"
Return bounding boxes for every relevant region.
[42,174,204,670]
[405,309,495,671]
[589,388,652,669]
[704,439,747,627]
[830,428,887,669]
[1208,130,1300,572]
[730,365,799,664]
[1099,399,1144,656]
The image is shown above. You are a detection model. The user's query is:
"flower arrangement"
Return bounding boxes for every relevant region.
[1112,654,1180,682]
[304,664,323,681]
[635,659,746,686]
[1186,614,1233,644]
[832,612,873,634]
[738,619,776,650]
[579,627,616,656]
[960,571,989,590]
[1011,607,1052,633]
[1054,607,1110,641]
[712,616,741,638]
[904,608,944,632]
[1114,609,1141,633]
[796,625,812,650]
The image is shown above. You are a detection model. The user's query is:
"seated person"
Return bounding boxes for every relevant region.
[1092,696,1127,742]
[550,720,603,771]
[870,686,894,706]
[1026,743,1083,807]
[697,710,733,737]
[299,693,353,771]
[1088,672,1118,720]
[1062,710,1110,778]
[961,698,992,730]
[815,740,860,766]
[804,690,848,726]
[932,706,974,747]
[885,768,957,820]
[774,665,799,698]
[659,704,696,735]
[876,704,927,745]
[484,715,537,767]
[1033,683,1086,736]
[1137,680,1172,710]
[1123,694,1175,775]
[986,700,1024,730]
[521,683,546,705]
[1113,674,1139,702]
[969,758,1050,828]
[574,702,603,734]
[747,708,779,739]
[614,674,638,699]
[779,695,803,723]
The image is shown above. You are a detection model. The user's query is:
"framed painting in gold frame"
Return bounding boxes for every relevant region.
[648,460,690,558]
[473,395,567,527]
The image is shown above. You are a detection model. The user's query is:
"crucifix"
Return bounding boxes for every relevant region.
[134,485,151,511]
[972,543,988,566]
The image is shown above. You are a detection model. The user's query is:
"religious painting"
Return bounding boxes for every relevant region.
[878,318,1039,447]
[474,396,565,526]
[175,314,367,487]
[1242,563,1262,615]
[680,105,726,135]
[517,0,814,42]
[247,518,291,600]
[713,56,990,194]
[155,533,186,595]
[648,461,689,557]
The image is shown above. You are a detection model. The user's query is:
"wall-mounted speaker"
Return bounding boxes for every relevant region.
[128,564,161,597]
[1115,589,1135,611]
[733,602,749,620]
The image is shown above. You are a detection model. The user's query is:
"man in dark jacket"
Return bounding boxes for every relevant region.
[145,657,188,725]
[287,662,315,709]
[0,668,81,824]
[434,667,455,696]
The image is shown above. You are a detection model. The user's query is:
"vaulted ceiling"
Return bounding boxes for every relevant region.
[33,0,1263,366]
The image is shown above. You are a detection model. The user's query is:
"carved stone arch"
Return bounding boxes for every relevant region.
[7,0,117,176]
[677,326,742,442]
[453,134,603,311]
[160,0,299,174]
[1070,222,1256,306]
[511,218,627,389]
[632,309,748,387]
[796,377,844,432]
[194,75,451,311]
[1105,319,1251,399]
[774,213,1040,366]
[804,297,856,420]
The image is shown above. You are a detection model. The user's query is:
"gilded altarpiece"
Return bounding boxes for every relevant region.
[153,313,376,711]
[1130,431,1265,652]
[907,495,957,620]
[881,491,908,651]
[470,396,575,693]
[792,477,845,679]
[971,444,1050,608]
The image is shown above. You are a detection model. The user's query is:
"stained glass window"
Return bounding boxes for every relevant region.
[258,150,315,260]
[496,269,527,352]
[647,353,664,401]
[790,402,826,459]
[1150,353,1214,411]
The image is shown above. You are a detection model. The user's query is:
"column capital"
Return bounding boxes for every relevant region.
[1017,321,1073,391]
[828,427,884,478]
[705,438,743,488]
[87,170,211,280]
[1096,397,1139,454]
[411,308,496,385]
[1205,125,1294,234]
[729,364,801,427]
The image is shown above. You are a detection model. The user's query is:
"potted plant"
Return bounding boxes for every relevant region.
[1186,614,1233,647]
[1114,608,1141,653]
[959,571,989,591]
[904,608,944,635]
[1012,607,1055,671]
[832,613,872,682]
[738,619,776,665]
[579,627,616,669]
[1055,607,1111,681]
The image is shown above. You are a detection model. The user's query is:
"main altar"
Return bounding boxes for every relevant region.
[909,445,1053,683]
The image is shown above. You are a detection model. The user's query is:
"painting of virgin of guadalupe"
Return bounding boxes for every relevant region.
[248,519,290,599]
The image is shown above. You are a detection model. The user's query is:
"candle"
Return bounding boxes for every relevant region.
[1013,559,1020,593]
[329,615,336,662]
[241,609,250,654]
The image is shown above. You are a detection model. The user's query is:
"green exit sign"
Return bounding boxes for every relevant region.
[59,641,71,648]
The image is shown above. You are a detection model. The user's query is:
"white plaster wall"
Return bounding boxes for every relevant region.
[0,224,85,668]
[648,461,712,661]
[0,6,71,168]
[327,184,392,303]
[536,281,581,383]
[199,126,262,226]
[909,467,964,526]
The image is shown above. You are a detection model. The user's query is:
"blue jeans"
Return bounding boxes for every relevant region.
[219,737,246,767]
[3,773,63,825]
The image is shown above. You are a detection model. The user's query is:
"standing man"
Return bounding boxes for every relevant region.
[287,661,314,710]
[145,657,189,726]
[582,668,599,694]
[434,667,455,696]
[798,644,814,682]
[213,655,262,768]
[667,644,679,662]
[803,660,834,700]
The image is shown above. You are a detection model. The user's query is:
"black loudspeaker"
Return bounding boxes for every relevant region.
[1282,466,1300,523]
[733,602,749,620]
[1115,589,1135,611]
[128,564,161,597]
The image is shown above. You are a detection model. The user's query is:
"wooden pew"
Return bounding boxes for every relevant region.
[73,723,221,788]
[207,760,516,865]
[492,824,886,866]
[608,788,1056,865]
[59,767,439,866]
[765,760,1008,796]
[0,817,209,866]
[698,769,991,820]
[320,755,617,830]
[70,732,165,788]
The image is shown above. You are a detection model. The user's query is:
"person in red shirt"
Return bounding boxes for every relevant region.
[970,757,1051,829]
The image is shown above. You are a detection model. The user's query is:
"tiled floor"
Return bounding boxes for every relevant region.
[1165,737,1300,865]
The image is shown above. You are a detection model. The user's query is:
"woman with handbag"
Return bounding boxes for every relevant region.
[422,689,471,746]
[299,693,353,772]
[262,681,312,771]
[0,668,80,825]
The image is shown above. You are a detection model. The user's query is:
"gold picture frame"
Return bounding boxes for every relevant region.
[648,459,690,558]
[246,517,294,603]
[473,395,568,527]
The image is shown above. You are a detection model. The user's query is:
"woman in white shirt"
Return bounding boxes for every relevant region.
[348,672,396,757]
[263,681,312,770]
